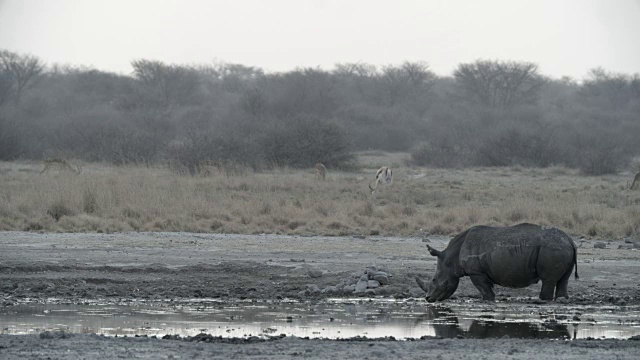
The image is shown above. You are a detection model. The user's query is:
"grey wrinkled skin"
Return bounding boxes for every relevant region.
[416,223,578,302]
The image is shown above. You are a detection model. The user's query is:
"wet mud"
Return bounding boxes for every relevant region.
[2,300,640,340]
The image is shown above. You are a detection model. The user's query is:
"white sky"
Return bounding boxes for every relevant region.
[0,0,639,79]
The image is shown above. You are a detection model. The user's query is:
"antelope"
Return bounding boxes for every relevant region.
[315,163,327,180]
[369,166,393,196]
[40,158,82,175]
[199,160,222,176]
[628,171,640,190]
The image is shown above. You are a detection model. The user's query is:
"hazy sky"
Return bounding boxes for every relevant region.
[1,0,639,78]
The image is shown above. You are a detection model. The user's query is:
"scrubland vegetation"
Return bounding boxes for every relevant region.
[1,49,639,175]
[1,153,639,239]
[1,49,639,239]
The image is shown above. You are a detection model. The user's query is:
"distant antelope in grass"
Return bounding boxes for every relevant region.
[199,160,223,176]
[40,158,82,175]
[369,166,393,197]
[315,163,327,180]
[628,171,640,190]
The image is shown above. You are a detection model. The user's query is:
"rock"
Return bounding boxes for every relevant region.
[556,297,569,304]
[308,269,323,278]
[366,265,378,273]
[573,315,581,321]
[372,274,390,285]
[367,280,381,289]
[593,242,607,249]
[354,280,368,293]
[368,271,390,280]
[322,286,337,294]
[343,285,356,293]
[305,284,321,293]
[365,289,377,296]
[618,244,634,250]
[360,274,369,281]
[352,234,366,239]
[624,238,635,243]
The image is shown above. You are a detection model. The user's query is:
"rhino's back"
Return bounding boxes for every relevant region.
[457,223,575,288]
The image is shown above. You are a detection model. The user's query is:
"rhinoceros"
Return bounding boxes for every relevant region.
[415,223,578,302]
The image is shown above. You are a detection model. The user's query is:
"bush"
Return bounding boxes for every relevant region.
[47,201,75,221]
[82,187,98,214]
[0,116,23,160]
[410,141,472,168]
[262,115,356,169]
[576,137,629,175]
[477,126,562,167]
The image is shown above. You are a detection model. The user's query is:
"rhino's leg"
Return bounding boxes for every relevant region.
[539,281,556,301]
[469,275,495,301]
[537,248,571,301]
[554,264,574,300]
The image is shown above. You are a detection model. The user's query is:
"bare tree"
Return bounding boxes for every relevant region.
[453,60,545,109]
[580,67,640,110]
[0,49,45,105]
[333,62,377,100]
[0,70,13,106]
[131,59,201,110]
[379,61,437,107]
[241,86,267,118]
[212,61,264,93]
[266,68,338,117]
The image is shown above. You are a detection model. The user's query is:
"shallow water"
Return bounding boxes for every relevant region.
[2,300,639,340]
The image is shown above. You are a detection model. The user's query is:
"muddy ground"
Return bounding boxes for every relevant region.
[1,231,640,359]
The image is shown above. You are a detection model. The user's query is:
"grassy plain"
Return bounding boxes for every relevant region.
[1,152,639,240]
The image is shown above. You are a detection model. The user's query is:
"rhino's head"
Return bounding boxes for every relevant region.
[424,245,460,302]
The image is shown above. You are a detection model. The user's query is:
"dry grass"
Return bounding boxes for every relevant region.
[1,155,639,239]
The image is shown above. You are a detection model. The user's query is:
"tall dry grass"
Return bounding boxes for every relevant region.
[1,155,639,239]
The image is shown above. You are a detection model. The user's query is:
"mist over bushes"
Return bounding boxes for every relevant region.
[1,49,639,174]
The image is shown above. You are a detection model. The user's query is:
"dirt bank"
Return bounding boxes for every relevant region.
[1,231,639,305]
[1,333,640,360]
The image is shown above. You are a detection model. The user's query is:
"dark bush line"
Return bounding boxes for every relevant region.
[1,49,639,174]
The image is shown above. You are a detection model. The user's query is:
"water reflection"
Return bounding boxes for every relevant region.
[415,306,572,339]
[0,301,638,340]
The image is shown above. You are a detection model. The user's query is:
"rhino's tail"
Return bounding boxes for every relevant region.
[573,243,579,280]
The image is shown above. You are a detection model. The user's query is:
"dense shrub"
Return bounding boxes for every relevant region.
[1,48,639,174]
[261,115,355,169]
[0,116,23,160]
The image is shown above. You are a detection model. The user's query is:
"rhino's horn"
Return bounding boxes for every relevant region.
[426,245,441,257]
[415,277,430,292]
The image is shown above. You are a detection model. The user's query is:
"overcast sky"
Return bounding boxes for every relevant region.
[1,0,639,79]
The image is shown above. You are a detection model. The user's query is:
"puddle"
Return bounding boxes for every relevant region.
[1,300,639,340]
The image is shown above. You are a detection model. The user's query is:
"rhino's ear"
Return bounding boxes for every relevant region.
[426,245,442,257]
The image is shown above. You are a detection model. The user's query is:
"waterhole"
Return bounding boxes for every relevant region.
[2,300,639,340]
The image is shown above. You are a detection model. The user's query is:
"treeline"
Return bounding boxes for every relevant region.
[1,49,639,174]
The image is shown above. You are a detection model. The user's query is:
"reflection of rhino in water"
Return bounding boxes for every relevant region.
[417,305,571,339]
[415,306,461,338]
[466,320,570,339]
[416,223,578,302]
